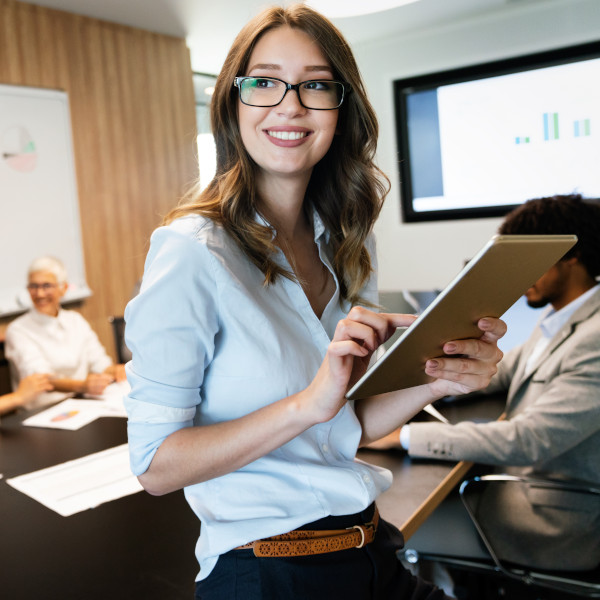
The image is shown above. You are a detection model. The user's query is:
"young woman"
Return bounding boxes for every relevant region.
[124,5,505,599]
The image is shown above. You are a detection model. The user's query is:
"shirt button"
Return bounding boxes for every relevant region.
[321,443,329,453]
[362,474,371,483]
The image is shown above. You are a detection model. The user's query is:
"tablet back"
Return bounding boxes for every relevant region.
[346,234,577,400]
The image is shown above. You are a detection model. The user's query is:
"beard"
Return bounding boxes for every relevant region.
[526,296,550,309]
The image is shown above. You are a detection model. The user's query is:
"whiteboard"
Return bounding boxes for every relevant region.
[0,84,90,317]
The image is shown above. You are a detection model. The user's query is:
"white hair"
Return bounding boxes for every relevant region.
[28,256,68,284]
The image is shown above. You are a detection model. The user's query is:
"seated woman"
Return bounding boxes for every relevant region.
[5,256,126,408]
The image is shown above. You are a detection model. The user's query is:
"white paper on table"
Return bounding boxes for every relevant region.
[23,381,130,430]
[423,403,450,424]
[6,444,143,516]
[22,399,107,430]
[84,380,131,417]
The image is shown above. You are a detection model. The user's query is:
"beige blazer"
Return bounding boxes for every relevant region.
[408,287,600,570]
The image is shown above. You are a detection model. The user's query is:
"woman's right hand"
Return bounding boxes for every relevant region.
[303,307,416,423]
[16,373,54,403]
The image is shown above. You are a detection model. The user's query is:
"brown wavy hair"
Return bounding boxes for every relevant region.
[165,3,389,305]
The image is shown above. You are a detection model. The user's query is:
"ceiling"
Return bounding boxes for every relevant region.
[15,0,537,75]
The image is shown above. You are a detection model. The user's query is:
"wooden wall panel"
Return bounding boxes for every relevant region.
[0,0,199,360]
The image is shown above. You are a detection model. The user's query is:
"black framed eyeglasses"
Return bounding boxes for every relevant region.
[233,76,350,110]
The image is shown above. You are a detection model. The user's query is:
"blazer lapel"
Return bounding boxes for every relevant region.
[508,288,600,399]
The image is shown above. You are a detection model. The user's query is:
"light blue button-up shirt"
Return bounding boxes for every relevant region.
[124,212,392,580]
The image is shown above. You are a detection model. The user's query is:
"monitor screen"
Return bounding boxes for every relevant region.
[394,41,600,222]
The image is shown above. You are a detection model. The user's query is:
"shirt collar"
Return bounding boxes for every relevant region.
[30,307,65,326]
[311,207,330,244]
[539,283,600,338]
[253,205,330,244]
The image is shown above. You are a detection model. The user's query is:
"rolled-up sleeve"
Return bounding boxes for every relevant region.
[124,220,219,475]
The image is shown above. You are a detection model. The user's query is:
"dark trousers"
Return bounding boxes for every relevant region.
[195,505,451,600]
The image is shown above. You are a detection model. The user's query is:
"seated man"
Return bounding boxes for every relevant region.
[5,256,126,408]
[379,194,600,572]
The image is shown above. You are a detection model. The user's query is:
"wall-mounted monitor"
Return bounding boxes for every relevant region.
[394,41,600,222]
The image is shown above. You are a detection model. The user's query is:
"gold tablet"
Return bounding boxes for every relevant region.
[346,234,578,400]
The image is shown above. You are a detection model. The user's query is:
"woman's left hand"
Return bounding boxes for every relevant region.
[425,317,506,397]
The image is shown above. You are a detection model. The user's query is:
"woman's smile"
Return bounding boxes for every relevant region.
[264,127,312,145]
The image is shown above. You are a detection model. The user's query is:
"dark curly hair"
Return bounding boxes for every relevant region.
[499,194,600,278]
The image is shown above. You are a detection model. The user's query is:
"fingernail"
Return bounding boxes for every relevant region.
[427,359,439,369]
[445,343,456,352]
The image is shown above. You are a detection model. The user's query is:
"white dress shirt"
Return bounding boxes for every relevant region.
[525,284,600,373]
[5,308,113,407]
[124,212,392,581]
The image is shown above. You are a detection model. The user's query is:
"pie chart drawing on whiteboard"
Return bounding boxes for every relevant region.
[1,125,37,172]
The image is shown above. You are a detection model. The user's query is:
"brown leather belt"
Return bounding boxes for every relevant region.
[236,506,379,557]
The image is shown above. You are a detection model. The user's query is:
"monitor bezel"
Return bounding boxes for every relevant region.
[394,40,600,223]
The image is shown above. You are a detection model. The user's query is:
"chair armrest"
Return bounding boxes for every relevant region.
[464,473,600,496]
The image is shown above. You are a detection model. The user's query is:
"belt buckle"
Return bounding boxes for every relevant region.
[347,520,373,549]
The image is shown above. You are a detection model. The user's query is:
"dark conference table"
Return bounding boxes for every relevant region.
[361,394,505,541]
[0,395,504,599]
[0,413,199,600]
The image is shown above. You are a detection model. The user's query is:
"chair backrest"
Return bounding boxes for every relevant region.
[108,316,131,364]
[459,474,600,597]
[0,341,12,395]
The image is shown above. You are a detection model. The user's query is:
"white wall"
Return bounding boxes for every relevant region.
[353,0,600,291]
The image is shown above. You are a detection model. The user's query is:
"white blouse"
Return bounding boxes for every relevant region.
[5,308,113,407]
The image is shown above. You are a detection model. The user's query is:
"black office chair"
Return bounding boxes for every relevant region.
[457,474,600,598]
[0,341,12,395]
[399,475,600,599]
[108,315,131,364]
